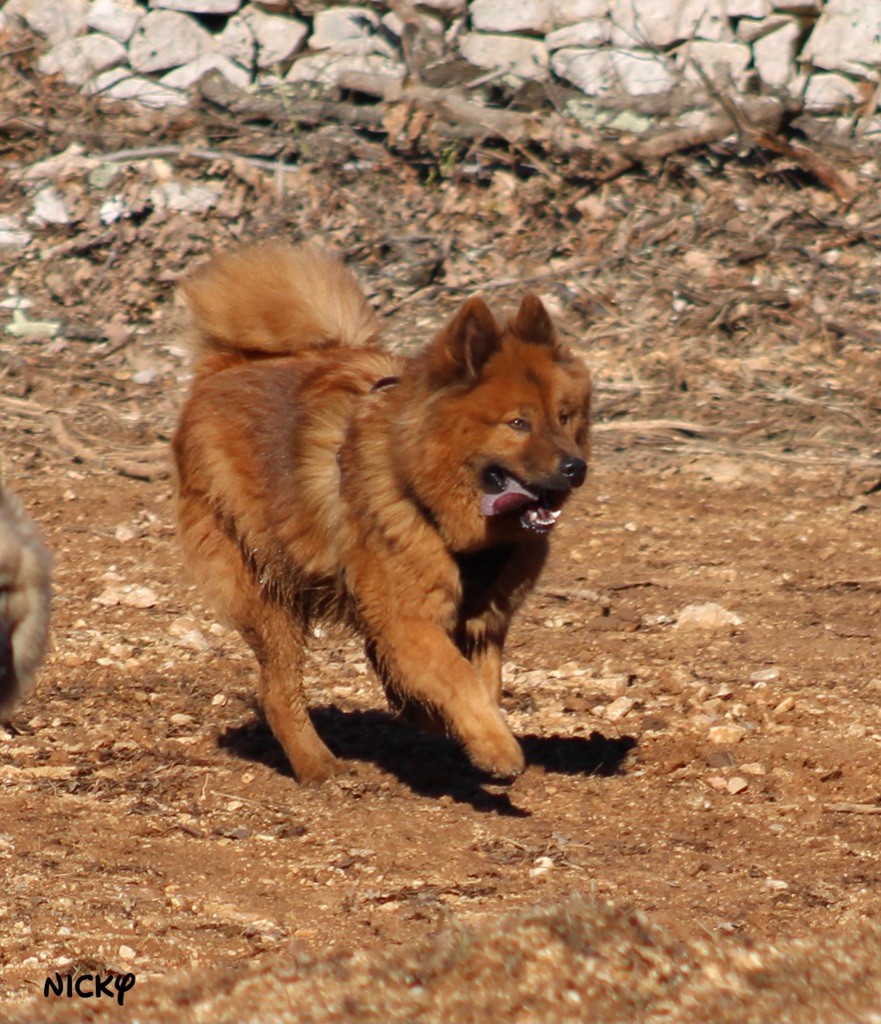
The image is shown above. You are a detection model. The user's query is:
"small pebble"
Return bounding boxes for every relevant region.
[773,696,796,716]
[604,696,635,722]
[708,725,746,745]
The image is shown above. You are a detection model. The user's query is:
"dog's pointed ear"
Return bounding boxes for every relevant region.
[510,294,557,349]
[431,297,501,382]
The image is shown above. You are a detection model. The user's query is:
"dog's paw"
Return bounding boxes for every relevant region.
[464,730,525,782]
[294,753,343,787]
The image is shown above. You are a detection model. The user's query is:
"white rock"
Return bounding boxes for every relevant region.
[215,15,254,71]
[803,71,865,111]
[459,33,549,79]
[28,187,71,227]
[85,67,189,108]
[161,53,251,90]
[725,0,770,14]
[23,143,100,181]
[610,0,731,48]
[38,34,127,87]
[676,602,743,630]
[121,586,159,609]
[735,13,791,42]
[678,40,752,86]
[150,0,241,12]
[414,0,465,11]
[774,0,820,11]
[470,0,550,34]
[552,47,615,94]
[287,52,407,87]
[129,10,213,74]
[753,17,800,87]
[241,7,309,68]
[152,180,220,214]
[708,724,746,744]
[801,0,881,74]
[94,584,124,606]
[99,196,126,223]
[549,0,608,23]
[546,20,608,50]
[0,216,33,250]
[309,7,393,57]
[612,47,676,94]
[86,0,142,42]
[2,0,88,43]
[604,695,635,721]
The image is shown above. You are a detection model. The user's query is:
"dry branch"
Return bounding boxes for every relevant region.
[197,74,830,189]
[48,414,170,481]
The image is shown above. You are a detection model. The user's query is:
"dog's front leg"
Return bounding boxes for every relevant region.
[368,619,524,780]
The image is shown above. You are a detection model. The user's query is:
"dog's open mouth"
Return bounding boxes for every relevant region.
[480,467,564,532]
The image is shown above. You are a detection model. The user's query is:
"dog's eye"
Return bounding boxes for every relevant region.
[507,417,531,432]
[559,410,572,426]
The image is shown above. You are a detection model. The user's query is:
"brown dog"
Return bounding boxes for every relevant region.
[173,242,591,783]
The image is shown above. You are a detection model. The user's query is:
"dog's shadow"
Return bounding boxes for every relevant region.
[220,705,635,816]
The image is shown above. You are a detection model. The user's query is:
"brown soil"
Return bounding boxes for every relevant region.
[2,34,881,1022]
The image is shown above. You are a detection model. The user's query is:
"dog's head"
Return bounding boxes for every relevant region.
[412,293,591,547]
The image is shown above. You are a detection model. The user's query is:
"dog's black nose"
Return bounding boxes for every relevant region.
[559,454,587,487]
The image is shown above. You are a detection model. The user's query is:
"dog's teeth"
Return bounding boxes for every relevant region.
[550,509,562,520]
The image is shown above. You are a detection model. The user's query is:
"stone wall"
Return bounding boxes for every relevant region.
[1,0,879,119]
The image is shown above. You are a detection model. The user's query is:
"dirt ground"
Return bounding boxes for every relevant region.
[2,34,881,1022]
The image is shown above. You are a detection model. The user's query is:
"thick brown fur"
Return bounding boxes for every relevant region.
[0,482,51,720]
[173,241,591,783]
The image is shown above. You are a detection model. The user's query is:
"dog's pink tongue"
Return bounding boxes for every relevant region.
[480,478,537,516]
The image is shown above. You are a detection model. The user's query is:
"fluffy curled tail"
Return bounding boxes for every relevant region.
[182,241,380,369]
[0,483,51,720]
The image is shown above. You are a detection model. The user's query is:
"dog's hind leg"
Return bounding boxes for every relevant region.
[178,499,338,784]
[249,603,340,785]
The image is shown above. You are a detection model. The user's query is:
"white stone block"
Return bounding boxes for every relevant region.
[470,0,550,34]
[753,17,800,87]
[38,33,127,86]
[2,0,88,44]
[241,7,308,67]
[735,13,790,41]
[86,0,142,42]
[552,47,615,94]
[611,0,730,47]
[149,0,242,13]
[549,0,608,23]
[678,39,752,85]
[85,67,189,107]
[287,52,406,87]
[802,0,881,73]
[161,53,251,89]
[129,10,213,73]
[773,0,820,12]
[611,48,676,94]
[546,19,607,50]
[309,8,393,57]
[459,32,549,79]
[215,14,255,66]
[414,0,465,11]
[725,0,770,15]
[803,71,865,111]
